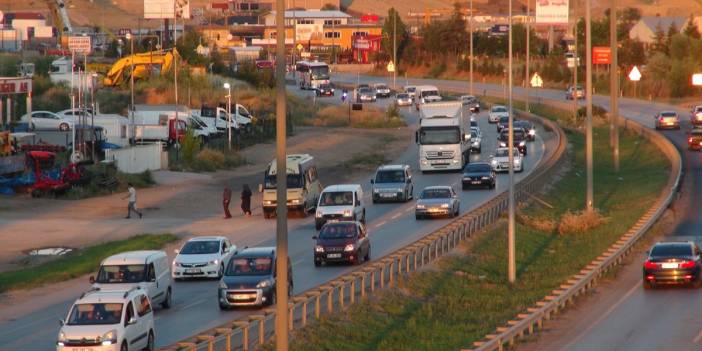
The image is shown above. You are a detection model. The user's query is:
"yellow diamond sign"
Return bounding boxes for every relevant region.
[387,61,395,72]
[530,73,543,88]
[296,43,303,51]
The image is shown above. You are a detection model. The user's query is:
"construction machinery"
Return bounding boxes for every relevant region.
[44,0,73,47]
[103,49,179,87]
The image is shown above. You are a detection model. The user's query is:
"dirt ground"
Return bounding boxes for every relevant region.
[0,125,411,273]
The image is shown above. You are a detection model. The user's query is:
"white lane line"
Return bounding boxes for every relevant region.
[179,299,206,311]
[391,212,402,220]
[404,206,413,213]
[693,328,702,343]
[558,280,642,351]
[374,220,387,228]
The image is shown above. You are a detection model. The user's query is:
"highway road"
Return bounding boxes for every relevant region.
[0,85,552,350]
[337,74,702,351]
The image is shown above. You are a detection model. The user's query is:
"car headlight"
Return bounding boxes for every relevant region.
[491,159,498,165]
[219,280,228,290]
[519,141,526,147]
[315,211,323,218]
[315,245,325,253]
[529,129,536,135]
[441,203,450,208]
[396,188,405,193]
[499,142,507,147]
[421,159,428,165]
[373,188,379,193]
[256,280,271,288]
[172,260,182,267]
[291,198,301,204]
[416,204,426,209]
[57,331,67,346]
[481,176,490,180]
[100,330,117,346]
[515,158,522,164]
[263,200,273,205]
[208,259,219,266]
[343,209,352,217]
[344,244,355,252]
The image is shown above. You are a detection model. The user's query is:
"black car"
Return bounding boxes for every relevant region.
[218,247,293,309]
[514,120,536,141]
[643,241,702,289]
[316,83,335,97]
[497,116,510,132]
[314,221,370,266]
[462,162,496,190]
[498,128,528,155]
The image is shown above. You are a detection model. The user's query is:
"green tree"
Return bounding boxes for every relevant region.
[381,8,409,64]
[646,52,671,97]
[652,24,667,54]
[683,14,701,39]
[666,22,679,52]
[320,3,337,10]
[176,30,208,65]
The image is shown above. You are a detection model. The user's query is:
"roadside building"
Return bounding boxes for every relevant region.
[629,16,686,46]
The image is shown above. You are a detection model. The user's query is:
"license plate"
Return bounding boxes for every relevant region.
[327,253,342,258]
[185,268,201,273]
[471,181,482,184]
[232,294,255,300]
[667,122,674,125]
[662,262,678,269]
[381,193,394,198]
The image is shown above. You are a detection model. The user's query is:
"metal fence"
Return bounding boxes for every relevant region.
[161,109,569,351]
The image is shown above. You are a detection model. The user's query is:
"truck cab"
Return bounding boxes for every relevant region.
[416,102,470,172]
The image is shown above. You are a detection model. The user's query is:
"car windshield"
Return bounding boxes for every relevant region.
[96,264,147,284]
[421,188,451,199]
[67,303,123,326]
[495,149,518,157]
[264,173,302,189]
[650,244,692,257]
[661,112,677,117]
[359,88,373,94]
[691,129,702,136]
[226,257,272,276]
[397,93,409,99]
[320,84,331,89]
[319,223,357,239]
[471,131,478,138]
[311,66,329,80]
[406,87,416,93]
[471,121,478,127]
[492,106,507,113]
[419,127,460,145]
[319,191,354,206]
[516,122,533,129]
[376,85,388,89]
[180,240,220,255]
[465,164,492,173]
[421,90,439,97]
[375,170,405,183]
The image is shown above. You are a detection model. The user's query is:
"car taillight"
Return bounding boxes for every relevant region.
[690,137,694,144]
[644,260,659,269]
[658,117,664,122]
[680,260,695,269]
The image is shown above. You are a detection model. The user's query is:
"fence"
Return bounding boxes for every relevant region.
[161,108,569,351]
[104,143,165,174]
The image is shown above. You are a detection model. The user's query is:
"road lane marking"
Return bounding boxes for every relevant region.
[404,206,413,213]
[179,299,206,311]
[391,213,402,220]
[374,221,387,228]
[693,328,702,343]
[0,314,58,337]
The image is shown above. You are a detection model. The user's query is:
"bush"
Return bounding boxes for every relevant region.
[517,213,557,232]
[557,209,609,235]
[180,128,202,166]
[65,163,154,200]
[429,62,447,78]
[303,104,406,129]
[191,148,246,172]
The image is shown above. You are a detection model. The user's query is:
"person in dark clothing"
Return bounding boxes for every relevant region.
[223,186,232,219]
[241,184,252,216]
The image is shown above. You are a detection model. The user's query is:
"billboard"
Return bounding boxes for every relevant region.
[295,23,322,41]
[535,0,569,25]
[592,47,611,65]
[144,0,190,19]
[68,36,91,54]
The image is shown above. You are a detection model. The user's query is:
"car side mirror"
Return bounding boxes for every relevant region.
[370,179,374,184]
[127,317,137,325]
[312,236,318,240]
[258,184,263,193]
[174,249,180,254]
[415,131,419,144]
[59,319,65,326]
[89,276,95,284]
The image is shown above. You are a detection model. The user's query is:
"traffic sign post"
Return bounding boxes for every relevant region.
[628,66,641,98]
[68,36,92,55]
[386,61,395,73]
[592,47,611,65]
[530,73,543,88]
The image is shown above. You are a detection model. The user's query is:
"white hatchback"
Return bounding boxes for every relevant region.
[488,105,509,123]
[172,236,236,279]
[20,111,73,131]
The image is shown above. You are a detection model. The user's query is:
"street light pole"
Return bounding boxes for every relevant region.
[610,0,620,173]
[127,33,135,145]
[274,0,289,349]
[507,0,516,284]
[525,0,530,112]
[393,11,397,91]
[573,1,578,120]
[224,83,231,150]
[469,0,473,96]
[585,0,594,211]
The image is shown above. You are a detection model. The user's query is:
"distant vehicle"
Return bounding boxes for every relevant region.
[460,95,480,113]
[404,85,417,100]
[316,83,335,97]
[172,236,236,280]
[315,184,366,230]
[514,120,536,141]
[255,60,274,69]
[57,287,155,351]
[462,162,496,190]
[260,154,322,219]
[414,85,442,110]
[688,128,702,150]
[565,85,585,100]
[90,251,173,309]
[643,241,702,289]
[690,105,702,127]
[396,93,413,106]
[654,111,681,130]
[134,118,188,146]
[417,102,471,172]
[373,83,392,98]
[19,111,72,131]
[193,105,253,134]
[497,116,510,132]
[218,247,292,308]
[491,147,524,173]
[498,127,528,155]
[489,105,509,123]
[370,164,413,203]
[470,127,482,152]
[295,60,330,90]
[415,186,460,219]
[313,221,371,266]
[357,87,377,103]
[103,49,177,87]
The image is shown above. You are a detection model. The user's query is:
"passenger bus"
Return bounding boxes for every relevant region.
[295,61,330,90]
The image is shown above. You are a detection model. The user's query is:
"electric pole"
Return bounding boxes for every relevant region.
[508,0,516,284]
[585,0,594,211]
[469,0,473,96]
[525,0,530,112]
[393,10,397,91]
[610,0,620,172]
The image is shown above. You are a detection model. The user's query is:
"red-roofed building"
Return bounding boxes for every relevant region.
[7,12,48,41]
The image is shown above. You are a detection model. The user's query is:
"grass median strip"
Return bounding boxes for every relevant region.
[276,115,670,350]
[0,234,177,292]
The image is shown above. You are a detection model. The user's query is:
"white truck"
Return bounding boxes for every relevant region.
[416,102,471,172]
[414,85,442,110]
[133,104,209,144]
[192,105,253,134]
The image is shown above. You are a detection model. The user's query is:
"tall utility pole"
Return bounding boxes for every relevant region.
[173,1,179,152]
[393,11,397,90]
[469,0,473,96]
[525,0,530,112]
[572,1,578,119]
[274,0,289,349]
[585,0,594,211]
[127,33,135,145]
[610,0,620,172]
[507,0,516,284]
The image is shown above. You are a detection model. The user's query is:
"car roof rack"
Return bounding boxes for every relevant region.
[80,287,101,298]
[123,286,142,298]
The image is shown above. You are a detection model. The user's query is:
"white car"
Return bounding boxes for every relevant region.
[57,287,155,351]
[489,105,509,123]
[20,111,73,131]
[470,127,482,153]
[315,184,366,230]
[172,236,236,279]
[490,147,524,172]
[373,83,392,98]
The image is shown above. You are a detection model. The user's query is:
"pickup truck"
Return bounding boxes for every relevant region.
[193,105,253,134]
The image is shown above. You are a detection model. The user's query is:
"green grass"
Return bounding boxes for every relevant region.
[0,234,178,292]
[281,110,670,350]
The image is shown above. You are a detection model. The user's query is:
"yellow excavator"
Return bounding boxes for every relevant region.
[103,48,180,87]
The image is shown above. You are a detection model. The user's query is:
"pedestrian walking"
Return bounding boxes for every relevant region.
[223,186,232,219]
[123,183,142,219]
[241,184,252,216]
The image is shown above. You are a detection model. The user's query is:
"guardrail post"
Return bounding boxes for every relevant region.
[380,264,385,289]
[293,296,308,327]
[326,286,334,313]
[249,315,266,347]
[176,342,197,351]
[406,254,411,273]
[388,260,394,287]
[215,328,233,351]
[435,238,440,258]
[349,277,356,304]
[196,334,215,351]
[371,269,377,292]
[288,302,295,331]
[359,272,367,299]
[233,321,250,351]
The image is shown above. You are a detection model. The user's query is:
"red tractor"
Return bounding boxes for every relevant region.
[27,151,87,198]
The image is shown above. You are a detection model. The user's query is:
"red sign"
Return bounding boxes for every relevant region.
[360,14,379,23]
[592,47,611,65]
[0,78,32,94]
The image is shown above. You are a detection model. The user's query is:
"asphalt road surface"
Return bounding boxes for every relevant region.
[0,84,552,350]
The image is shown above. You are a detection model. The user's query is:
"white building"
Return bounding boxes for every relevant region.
[629,16,686,45]
[9,13,48,41]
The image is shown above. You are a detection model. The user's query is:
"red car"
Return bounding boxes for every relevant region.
[688,128,702,150]
[313,221,371,266]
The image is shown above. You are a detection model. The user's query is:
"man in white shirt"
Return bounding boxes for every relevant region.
[123,182,143,219]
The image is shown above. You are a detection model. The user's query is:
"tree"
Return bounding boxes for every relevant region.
[652,23,667,54]
[320,3,337,10]
[381,8,409,64]
[683,14,701,39]
[666,22,679,51]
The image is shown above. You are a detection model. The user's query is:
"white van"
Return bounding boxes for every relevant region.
[315,184,366,230]
[415,85,442,110]
[90,251,173,309]
[260,154,323,219]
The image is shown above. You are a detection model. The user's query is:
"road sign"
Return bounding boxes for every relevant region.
[693,74,702,86]
[628,66,641,82]
[530,73,543,88]
[296,43,303,51]
[0,77,32,94]
[118,28,132,36]
[68,36,92,55]
[536,0,569,25]
[300,51,311,58]
[387,61,395,73]
[592,47,611,65]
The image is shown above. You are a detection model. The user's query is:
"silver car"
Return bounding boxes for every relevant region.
[396,93,413,107]
[357,87,377,103]
[374,83,392,98]
[470,127,482,153]
[371,164,413,203]
[415,186,460,219]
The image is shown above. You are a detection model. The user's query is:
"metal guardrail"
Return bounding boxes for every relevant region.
[161,107,569,351]
[466,114,682,351]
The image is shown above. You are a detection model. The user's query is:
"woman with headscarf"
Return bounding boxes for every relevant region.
[241,184,252,216]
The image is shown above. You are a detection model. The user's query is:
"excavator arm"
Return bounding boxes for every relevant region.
[103,49,180,86]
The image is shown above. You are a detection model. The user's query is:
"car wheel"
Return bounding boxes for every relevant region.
[415,214,422,220]
[314,259,321,267]
[121,342,128,351]
[161,287,172,309]
[462,184,468,190]
[268,291,276,306]
[361,211,366,224]
[477,146,481,153]
[364,246,371,262]
[643,280,654,290]
[693,277,702,288]
[59,123,70,131]
[218,302,229,310]
[217,264,224,279]
[144,331,154,351]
